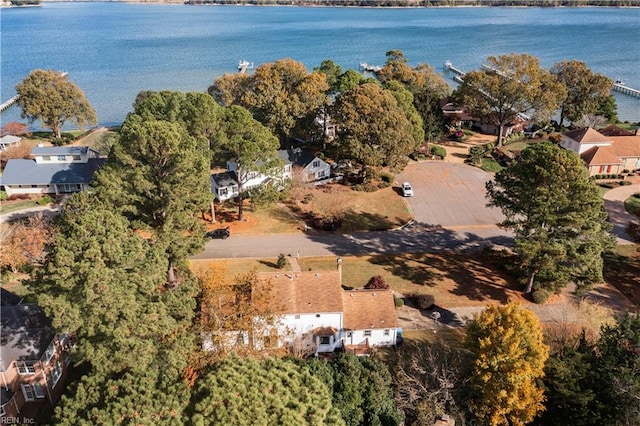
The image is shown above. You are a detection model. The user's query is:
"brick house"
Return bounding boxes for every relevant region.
[0,290,72,422]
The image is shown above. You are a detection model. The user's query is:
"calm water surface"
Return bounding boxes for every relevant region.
[1,3,639,126]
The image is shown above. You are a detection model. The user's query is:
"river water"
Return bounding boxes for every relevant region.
[1,3,639,126]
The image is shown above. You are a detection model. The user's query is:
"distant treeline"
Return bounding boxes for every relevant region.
[185,0,640,6]
[10,0,41,5]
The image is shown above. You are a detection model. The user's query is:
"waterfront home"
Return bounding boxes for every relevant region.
[0,289,72,421]
[0,146,105,197]
[0,135,21,152]
[211,148,331,201]
[204,259,398,357]
[561,127,640,176]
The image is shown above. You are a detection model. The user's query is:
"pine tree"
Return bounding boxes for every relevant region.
[191,355,345,425]
[486,142,615,295]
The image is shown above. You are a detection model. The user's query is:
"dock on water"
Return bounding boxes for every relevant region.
[238,60,254,73]
[443,60,466,83]
[613,82,640,99]
[0,95,19,113]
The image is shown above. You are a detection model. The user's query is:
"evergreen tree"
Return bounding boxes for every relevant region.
[55,367,189,425]
[37,193,195,376]
[486,142,615,295]
[190,355,345,425]
[465,303,549,426]
[589,314,640,424]
[93,118,211,285]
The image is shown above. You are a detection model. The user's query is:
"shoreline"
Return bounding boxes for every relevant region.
[13,0,640,7]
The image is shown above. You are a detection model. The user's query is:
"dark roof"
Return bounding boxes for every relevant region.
[277,148,318,168]
[0,158,106,186]
[31,146,92,156]
[599,125,635,137]
[211,171,238,187]
[1,304,55,371]
[1,288,23,306]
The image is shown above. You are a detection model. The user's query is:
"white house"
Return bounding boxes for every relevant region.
[202,259,399,357]
[0,146,105,197]
[211,148,331,201]
[0,135,22,151]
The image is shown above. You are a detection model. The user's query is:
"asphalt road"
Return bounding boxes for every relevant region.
[193,225,513,259]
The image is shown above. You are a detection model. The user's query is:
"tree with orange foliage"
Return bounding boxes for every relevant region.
[0,122,30,137]
[0,215,52,272]
[196,262,282,362]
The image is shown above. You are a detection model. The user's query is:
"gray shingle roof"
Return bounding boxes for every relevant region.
[211,171,238,187]
[277,148,317,168]
[30,146,91,156]
[0,304,55,372]
[0,158,106,186]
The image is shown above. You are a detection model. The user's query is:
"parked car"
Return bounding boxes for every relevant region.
[401,182,413,197]
[205,227,230,239]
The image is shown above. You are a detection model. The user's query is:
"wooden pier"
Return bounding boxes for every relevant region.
[443,61,466,83]
[613,82,640,99]
[238,60,254,73]
[0,95,19,113]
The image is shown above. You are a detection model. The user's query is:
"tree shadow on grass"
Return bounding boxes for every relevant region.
[364,222,519,304]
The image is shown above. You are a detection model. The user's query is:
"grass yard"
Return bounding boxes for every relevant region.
[207,251,523,309]
[208,183,413,235]
[603,245,640,307]
[479,157,503,173]
[624,193,640,218]
[0,198,46,214]
[288,184,413,233]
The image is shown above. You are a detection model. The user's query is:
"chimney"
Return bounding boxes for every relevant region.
[336,257,342,283]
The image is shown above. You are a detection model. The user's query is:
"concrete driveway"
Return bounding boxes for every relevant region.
[395,161,505,228]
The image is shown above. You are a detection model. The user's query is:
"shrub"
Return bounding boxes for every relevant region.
[430,145,447,159]
[365,275,390,290]
[36,195,53,205]
[379,172,393,184]
[409,294,435,310]
[595,174,604,180]
[7,194,30,201]
[0,191,7,201]
[393,296,404,308]
[410,152,429,161]
[353,183,377,192]
[531,289,552,304]
[623,169,630,174]
[276,253,287,269]
[620,180,632,186]
[301,193,313,204]
[633,192,640,199]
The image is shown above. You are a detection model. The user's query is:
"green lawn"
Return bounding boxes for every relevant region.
[0,199,42,214]
[480,157,503,173]
[624,193,640,218]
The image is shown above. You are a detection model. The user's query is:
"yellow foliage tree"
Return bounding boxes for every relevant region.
[465,303,549,426]
[195,262,283,363]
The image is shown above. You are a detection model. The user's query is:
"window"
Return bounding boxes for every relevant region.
[72,155,81,160]
[294,315,300,319]
[33,383,46,399]
[21,383,35,401]
[384,329,390,336]
[318,170,325,178]
[57,155,66,161]
[219,188,228,197]
[49,362,62,388]
[43,341,56,365]
[320,336,331,345]
[16,361,36,375]
[313,160,320,168]
[364,330,372,337]
[346,331,352,338]
[42,155,51,161]
[0,403,5,416]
